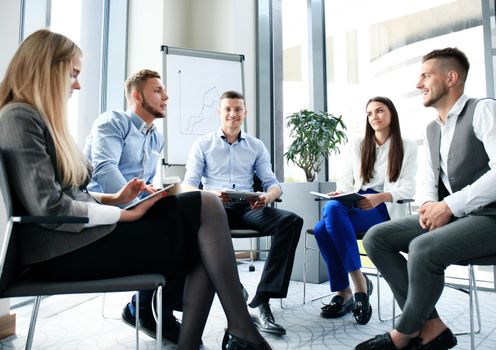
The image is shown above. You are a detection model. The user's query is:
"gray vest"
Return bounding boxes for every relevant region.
[426,98,496,210]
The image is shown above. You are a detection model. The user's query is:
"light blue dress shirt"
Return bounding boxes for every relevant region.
[84,110,164,205]
[184,128,281,192]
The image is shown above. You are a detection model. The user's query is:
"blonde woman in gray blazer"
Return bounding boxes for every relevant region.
[0,29,270,350]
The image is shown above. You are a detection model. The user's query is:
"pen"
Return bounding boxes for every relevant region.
[251,200,259,209]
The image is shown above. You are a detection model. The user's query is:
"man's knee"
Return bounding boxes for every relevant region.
[408,235,439,267]
[362,221,390,255]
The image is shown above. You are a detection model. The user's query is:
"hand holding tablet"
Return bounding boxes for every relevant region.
[124,184,174,210]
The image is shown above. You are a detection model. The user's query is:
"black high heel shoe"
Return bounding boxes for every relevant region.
[222,330,272,350]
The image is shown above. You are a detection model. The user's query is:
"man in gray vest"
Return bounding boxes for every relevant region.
[356,47,496,350]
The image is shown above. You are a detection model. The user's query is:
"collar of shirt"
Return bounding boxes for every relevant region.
[217,128,245,144]
[129,111,156,135]
[434,94,468,127]
[375,137,390,151]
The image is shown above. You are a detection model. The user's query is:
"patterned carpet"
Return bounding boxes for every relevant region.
[1,261,495,349]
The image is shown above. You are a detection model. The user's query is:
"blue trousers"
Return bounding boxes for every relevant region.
[313,189,389,292]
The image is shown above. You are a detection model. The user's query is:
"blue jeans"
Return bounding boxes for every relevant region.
[313,189,389,291]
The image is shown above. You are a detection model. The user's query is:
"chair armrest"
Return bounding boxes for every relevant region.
[396,199,414,204]
[13,216,89,224]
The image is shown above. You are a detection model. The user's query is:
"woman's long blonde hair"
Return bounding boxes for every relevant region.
[0,29,88,188]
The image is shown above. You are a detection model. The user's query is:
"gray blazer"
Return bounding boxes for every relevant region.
[0,103,115,266]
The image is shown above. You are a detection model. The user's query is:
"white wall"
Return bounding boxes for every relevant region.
[0,0,21,80]
[127,0,256,132]
[127,0,165,76]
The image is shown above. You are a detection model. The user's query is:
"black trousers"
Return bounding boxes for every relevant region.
[225,203,303,299]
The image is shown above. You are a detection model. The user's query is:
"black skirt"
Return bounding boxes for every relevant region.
[28,191,202,281]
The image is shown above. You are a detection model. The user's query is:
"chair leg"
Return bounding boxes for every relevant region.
[376,272,400,325]
[136,291,140,350]
[100,293,121,320]
[469,265,475,350]
[303,232,308,304]
[25,296,41,350]
[249,238,255,271]
[156,285,163,350]
[453,264,481,347]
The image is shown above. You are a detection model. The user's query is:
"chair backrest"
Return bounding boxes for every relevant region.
[0,150,21,291]
[0,151,12,234]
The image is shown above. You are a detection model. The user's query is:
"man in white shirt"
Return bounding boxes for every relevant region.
[356,47,496,350]
[183,90,303,336]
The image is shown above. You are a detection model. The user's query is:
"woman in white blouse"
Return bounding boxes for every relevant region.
[313,96,417,325]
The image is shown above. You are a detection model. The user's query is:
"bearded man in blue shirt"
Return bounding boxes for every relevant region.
[84,69,183,344]
[182,90,303,336]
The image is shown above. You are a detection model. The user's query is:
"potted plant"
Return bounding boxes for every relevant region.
[284,109,347,182]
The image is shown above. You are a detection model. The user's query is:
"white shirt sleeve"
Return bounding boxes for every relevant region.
[418,132,439,206]
[84,202,121,227]
[444,99,496,216]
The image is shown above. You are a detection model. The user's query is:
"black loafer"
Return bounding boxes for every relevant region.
[321,295,354,318]
[354,274,374,325]
[355,333,421,350]
[418,328,457,349]
[356,332,398,350]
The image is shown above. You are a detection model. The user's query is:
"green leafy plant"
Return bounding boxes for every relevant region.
[284,109,347,182]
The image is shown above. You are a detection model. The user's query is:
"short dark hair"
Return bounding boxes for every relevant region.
[220,90,245,102]
[125,69,161,101]
[422,47,470,82]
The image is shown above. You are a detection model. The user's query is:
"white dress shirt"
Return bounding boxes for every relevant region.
[338,136,417,220]
[419,95,496,217]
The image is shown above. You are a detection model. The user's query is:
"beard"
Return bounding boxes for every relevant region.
[423,85,449,108]
[142,97,165,118]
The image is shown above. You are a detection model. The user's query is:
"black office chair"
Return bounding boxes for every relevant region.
[0,151,165,350]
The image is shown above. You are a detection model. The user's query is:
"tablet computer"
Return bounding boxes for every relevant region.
[124,184,174,210]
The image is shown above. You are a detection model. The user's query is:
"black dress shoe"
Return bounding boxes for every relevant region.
[121,303,181,344]
[356,333,422,350]
[356,332,398,350]
[418,328,457,350]
[354,274,374,325]
[320,295,354,318]
[222,330,272,350]
[251,302,286,335]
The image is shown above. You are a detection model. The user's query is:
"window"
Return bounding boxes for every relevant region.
[282,0,310,182]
